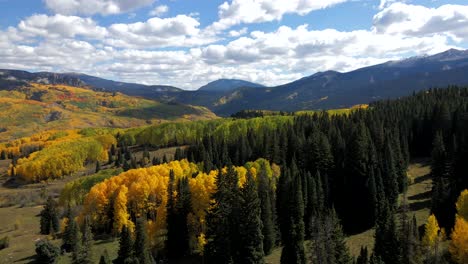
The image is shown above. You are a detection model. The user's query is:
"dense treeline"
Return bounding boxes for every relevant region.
[112,87,468,263]
[43,87,468,263]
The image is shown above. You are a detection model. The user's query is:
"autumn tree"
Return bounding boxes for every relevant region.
[450,190,468,263]
[422,214,444,263]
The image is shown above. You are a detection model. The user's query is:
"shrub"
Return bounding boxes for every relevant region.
[0,236,10,250]
[35,239,60,263]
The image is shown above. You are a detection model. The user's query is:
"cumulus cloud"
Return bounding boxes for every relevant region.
[210,0,349,32]
[201,25,450,66]
[373,3,468,42]
[0,1,464,90]
[44,0,155,16]
[149,5,169,17]
[105,15,217,48]
[229,27,248,37]
[18,14,107,39]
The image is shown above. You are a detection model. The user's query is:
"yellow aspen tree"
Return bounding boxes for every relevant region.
[450,216,468,263]
[113,185,132,233]
[450,189,468,263]
[423,214,440,249]
[456,189,468,221]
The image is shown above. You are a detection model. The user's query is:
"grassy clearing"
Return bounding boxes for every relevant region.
[0,206,44,264]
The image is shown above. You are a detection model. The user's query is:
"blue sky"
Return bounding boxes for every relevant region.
[0,0,467,89]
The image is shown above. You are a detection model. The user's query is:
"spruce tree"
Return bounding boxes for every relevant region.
[373,199,401,264]
[329,208,353,264]
[174,176,191,256]
[40,196,60,235]
[239,172,264,264]
[280,170,305,264]
[205,166,241,264]
[257,164,276,255]
[61,206,76,252]
[134,218,153,264]
[114,226,134,264]
[166,170,177,257]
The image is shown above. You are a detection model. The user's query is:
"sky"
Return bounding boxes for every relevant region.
[1,0,468,90]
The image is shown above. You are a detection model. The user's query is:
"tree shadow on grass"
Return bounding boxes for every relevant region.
[408,190,432,201]
[409,200,431,211]
[15,255,35,263]
[413,173,432,184]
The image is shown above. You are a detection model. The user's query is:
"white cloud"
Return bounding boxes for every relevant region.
[0,2,463,90]
[105,15,216,48]
[229,27,248,37]
[210,0,349,32]
[18,14,107,39]
[44,0,155,15]
[149,5,169,17]
[373,3,468,42]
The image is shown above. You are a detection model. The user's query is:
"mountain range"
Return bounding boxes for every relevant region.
[2,48,468,116]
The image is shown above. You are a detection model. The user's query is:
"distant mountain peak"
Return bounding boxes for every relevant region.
[198,78,264,92]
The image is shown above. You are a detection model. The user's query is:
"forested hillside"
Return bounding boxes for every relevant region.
[1,87,468,263]
[0,83,216,142]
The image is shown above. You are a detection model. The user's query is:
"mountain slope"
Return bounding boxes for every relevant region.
[198,79,264,92]
[191,48,468,115]
[0,83,216,142]
[3,48,468,116]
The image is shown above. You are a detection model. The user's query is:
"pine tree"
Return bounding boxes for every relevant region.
[280,170,305,264]
[166,170,178,257]
[73,217,93,264]
[61,206,76,252]
[114,226,134,264]
[329,209,353,264]
[175,176,192,255]
[239,172,264,264]
[71,224,83,264]
[134,218,153,264]
[373,199,401,264]
[257,164,276,255]
[205,166,241,264]
[40,196,60,235]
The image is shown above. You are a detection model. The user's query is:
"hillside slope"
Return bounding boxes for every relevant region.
[198,79,264,92]
[0,83,216,141]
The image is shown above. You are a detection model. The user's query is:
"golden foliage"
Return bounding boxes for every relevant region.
[450,189,468,263]
[456,189,468,221]
[12,134,116,182]
[80,159,278,253]
[422,214,440,249]
[450,216,468,263]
